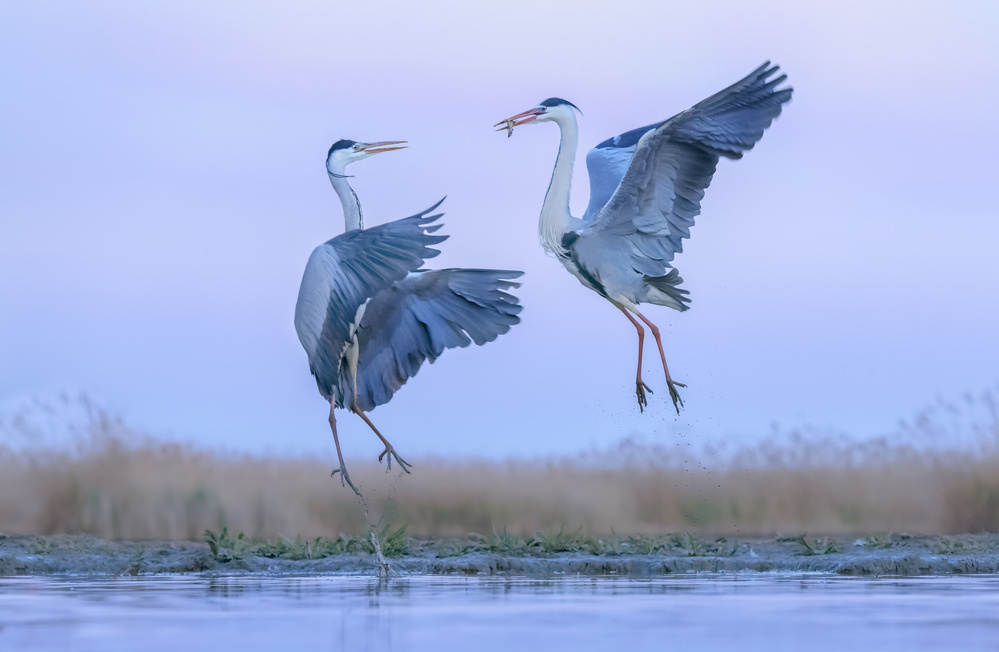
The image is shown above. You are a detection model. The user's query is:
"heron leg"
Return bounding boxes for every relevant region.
[634,311,686,414]
[618,307,653,412]
[351,404,412,475]
[328,404,361,497]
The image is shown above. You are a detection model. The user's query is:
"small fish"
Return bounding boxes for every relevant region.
[493,118,518,138]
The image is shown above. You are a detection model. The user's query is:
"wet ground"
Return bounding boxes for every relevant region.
[2,533,998,576]
[2,574,998,651]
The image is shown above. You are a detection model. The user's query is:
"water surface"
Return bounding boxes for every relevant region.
[2,574,997,651]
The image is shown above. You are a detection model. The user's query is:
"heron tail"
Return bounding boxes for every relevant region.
[643,269,691,312]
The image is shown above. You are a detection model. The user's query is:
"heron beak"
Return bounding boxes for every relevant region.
[494,108,543,137]
[358,141,408,155]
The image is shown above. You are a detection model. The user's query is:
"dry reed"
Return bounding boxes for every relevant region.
[1,391,997,540]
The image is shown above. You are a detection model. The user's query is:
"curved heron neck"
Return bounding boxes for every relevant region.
[539,113,578,256]
[327,168,364,231]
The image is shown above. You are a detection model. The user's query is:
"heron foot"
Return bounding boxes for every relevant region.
[378,445,412,475]
[636,380,653,412]
[331,465,362,497]
[666,378,686,414]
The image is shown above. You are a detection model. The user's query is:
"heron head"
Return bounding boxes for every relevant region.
[495,98,580,137]
[326,139,407,175]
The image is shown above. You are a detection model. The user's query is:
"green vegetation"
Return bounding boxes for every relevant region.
[206,526,999,561]
[5,532,998,577]
[792,534,841,556]
[204,524,411,562]
[930,535,999,555]
[191,526,997,562]
[861,533,898,549]
[197,526,755,561]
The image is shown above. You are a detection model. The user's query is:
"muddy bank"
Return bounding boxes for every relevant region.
[1,533,997,577]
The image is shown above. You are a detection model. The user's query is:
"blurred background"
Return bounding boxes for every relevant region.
[1,0,997,538]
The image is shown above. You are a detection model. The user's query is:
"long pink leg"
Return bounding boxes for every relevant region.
[328,403,361,496]
[352,401,412,474]
[634,310,686,414]
[619,307,654,412]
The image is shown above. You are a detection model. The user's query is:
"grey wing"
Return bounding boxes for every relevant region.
[581,121,665,222]
[584,62,792,272]
[294,199,447,401]
[350,269,523,411]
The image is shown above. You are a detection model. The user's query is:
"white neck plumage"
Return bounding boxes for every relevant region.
[327,166,363,232]
[538,111,579,257]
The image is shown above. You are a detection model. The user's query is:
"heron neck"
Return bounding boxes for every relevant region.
[539,113,578,256]
[327,169,364,231]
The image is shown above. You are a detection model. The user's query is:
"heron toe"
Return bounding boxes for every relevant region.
[331,465,362,497]
[378,446,412,474]
[666,379,686,414]
[635,380,653,413]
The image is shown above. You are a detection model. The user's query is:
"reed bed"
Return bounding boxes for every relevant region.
[1,391,997,540]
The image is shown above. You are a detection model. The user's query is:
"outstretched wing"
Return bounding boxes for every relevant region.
[294,199,447,400]
[350,269,523,411]
[582,121,664,222]
[581,62,792,273]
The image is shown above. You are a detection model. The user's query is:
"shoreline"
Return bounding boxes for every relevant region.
[2,533,997,577]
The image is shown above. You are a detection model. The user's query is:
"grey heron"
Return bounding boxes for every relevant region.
[295,139,523,495]
[496,62,792,413]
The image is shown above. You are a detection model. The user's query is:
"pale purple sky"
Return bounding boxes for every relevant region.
[2,1,997,459]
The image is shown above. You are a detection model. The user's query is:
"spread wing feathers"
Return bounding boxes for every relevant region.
[320,199,446,350]
[582,62,792,271]
[351,269,523,411]
[582,120,666,221]
[299,199,447,400]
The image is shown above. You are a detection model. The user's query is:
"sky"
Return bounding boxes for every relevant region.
[1,1,997,460]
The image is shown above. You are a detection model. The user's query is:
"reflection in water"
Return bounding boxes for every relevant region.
[1,575,998,651]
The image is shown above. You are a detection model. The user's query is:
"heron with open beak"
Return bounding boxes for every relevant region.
[495,63,792,413]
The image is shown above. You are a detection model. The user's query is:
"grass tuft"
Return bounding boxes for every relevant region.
[204,527,247,561]
[930,534,999,555]
[483,528,533,555]
[533,526,590,554]
[861,533,897,549]
[794,534,841,556]
[202,524,411,562]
